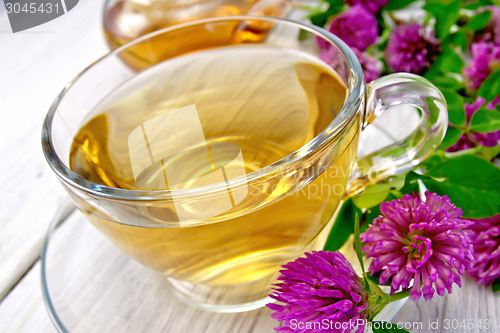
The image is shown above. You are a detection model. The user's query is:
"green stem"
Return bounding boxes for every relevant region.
[445,143,500,160]
[447,123,466,131]
[388,289,411,303]
[390,189,404,198]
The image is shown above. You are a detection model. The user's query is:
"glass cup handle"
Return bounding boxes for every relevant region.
[346,73,448,197]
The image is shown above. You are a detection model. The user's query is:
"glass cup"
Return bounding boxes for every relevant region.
[42,16,447,313]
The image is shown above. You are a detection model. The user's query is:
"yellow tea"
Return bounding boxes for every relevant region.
[103,0,289,69]
[69,45,358,303]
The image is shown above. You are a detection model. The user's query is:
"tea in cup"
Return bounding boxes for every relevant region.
[42,16,447,312]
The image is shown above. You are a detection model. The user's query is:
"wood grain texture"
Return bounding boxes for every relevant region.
[393,278,500,333]
[0,1,499,332]
[0,264,56,333]
[0,0,108,299]
[1,209,498,332]
[0,211,278,333]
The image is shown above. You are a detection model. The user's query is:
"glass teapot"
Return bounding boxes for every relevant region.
[103,0,292,50]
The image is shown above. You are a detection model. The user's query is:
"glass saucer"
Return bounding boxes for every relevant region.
[41,205,407,332]
[40,207,278,332]
[40,106,414,332]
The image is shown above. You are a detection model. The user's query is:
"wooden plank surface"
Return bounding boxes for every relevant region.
[0,211,278,333]
[0,264,55,333]
[0,0,108,299]
[0,1,499,332]
[393,278,500,332]
[0,209,498,332]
